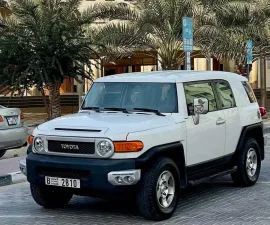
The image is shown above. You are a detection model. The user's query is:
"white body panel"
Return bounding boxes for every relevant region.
[185,111,226,166]
[126,122,186,159]
[223,107,241,155]
[37,112,177,136]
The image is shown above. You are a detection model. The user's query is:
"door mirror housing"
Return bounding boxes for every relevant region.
[193,98,209,125]
[194,98,209,115]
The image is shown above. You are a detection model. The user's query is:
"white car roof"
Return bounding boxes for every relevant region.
[95,70,247,83]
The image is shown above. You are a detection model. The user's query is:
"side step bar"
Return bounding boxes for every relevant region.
[187,166,237,186]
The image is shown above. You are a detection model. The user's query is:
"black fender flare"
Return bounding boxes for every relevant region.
[234,122,264,161]
[135,142,187,188]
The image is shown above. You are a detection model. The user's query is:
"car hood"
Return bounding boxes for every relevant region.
[36,111,178,137]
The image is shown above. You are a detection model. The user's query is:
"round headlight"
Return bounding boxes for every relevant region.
[97,140,113,157]
[34,137,44,153]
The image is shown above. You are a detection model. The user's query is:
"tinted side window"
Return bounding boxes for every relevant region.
[242,81,257,103]
[184,82,217,115]
[215,81,236,109]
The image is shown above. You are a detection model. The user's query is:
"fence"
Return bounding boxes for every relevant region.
[0,95,79,114]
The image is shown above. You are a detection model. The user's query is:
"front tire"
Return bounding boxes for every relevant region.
[231,138,261,187]
[0,150,6,158]
[136,157,180,221]
[30,184,73,208]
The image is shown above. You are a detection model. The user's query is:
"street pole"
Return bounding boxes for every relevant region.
[246,64,250,81]
[185,52,191,70]
[260,57,267,109]
[246,40,252,82]
[182,17,193,70]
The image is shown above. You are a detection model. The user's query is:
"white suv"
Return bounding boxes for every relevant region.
[24,71,266,221]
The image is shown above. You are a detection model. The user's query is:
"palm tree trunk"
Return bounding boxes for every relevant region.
[161,63,181,70]
[40,88,49,121]
[47,82,61,120]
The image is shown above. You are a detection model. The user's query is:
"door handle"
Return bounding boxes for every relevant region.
[216,118,226,125]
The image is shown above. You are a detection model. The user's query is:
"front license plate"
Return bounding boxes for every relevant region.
[6,116,17,126]
[45,176,80,188]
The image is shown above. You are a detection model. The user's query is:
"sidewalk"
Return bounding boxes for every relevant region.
[23,113,47,127]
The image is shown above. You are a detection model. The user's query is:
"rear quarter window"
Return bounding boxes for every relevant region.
[241,81,257,103]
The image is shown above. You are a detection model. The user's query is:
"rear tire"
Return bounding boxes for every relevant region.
[136,157,180,221]
[30,184,73,208]
[0,150,6,158]
[231,138,261,187]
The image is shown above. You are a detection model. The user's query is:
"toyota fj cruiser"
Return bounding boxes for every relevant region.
[24,71,266,221]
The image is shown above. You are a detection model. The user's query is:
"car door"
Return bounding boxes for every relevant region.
[184,81,226,166]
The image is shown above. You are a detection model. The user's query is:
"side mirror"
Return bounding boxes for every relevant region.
[194,98,209,115]
[193,98,209,125]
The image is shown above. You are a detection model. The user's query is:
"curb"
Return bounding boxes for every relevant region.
[0,171,27,187]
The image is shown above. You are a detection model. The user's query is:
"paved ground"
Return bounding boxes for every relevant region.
[0,137,270,225]
[0,126,35,175]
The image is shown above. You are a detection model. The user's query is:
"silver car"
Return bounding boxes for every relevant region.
[0,105,28,158]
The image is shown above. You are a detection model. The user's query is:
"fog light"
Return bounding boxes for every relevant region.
[125,176,134,183]
[115,176,123,184]
[108,170,141,186]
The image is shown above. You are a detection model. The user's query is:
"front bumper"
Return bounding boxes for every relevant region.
[0,126,28,150]
[26,153,141,194]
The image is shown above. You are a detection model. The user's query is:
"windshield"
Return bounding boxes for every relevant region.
[82,82,178,113]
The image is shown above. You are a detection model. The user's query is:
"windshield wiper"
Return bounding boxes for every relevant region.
[104,107,130,113]
[81,106,101,112]
[133,108,165,116]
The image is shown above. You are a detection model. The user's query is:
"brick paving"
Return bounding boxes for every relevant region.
[0,138,270,225]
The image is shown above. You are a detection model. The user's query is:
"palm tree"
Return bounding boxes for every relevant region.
[0,0,128,120]
[0,0,11,25]
[196,0,270,73]
[92,0,211,70]
[94,0,270,73]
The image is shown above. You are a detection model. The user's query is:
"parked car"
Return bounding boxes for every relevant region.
[0,105,28,158]
[23,71,266,221]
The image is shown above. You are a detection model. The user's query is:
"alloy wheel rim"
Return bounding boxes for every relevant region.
[246,148,258,178]
[156,170,175,208]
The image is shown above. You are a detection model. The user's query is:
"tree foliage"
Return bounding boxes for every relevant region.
[0,0,107,119]
[93,0,270,71]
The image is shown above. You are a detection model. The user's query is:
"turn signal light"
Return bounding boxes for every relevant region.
[20,112,24,120]
[114,141,144,152]
[0,116,3,122]
[259,107,266,117]
[28,135,34,145]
